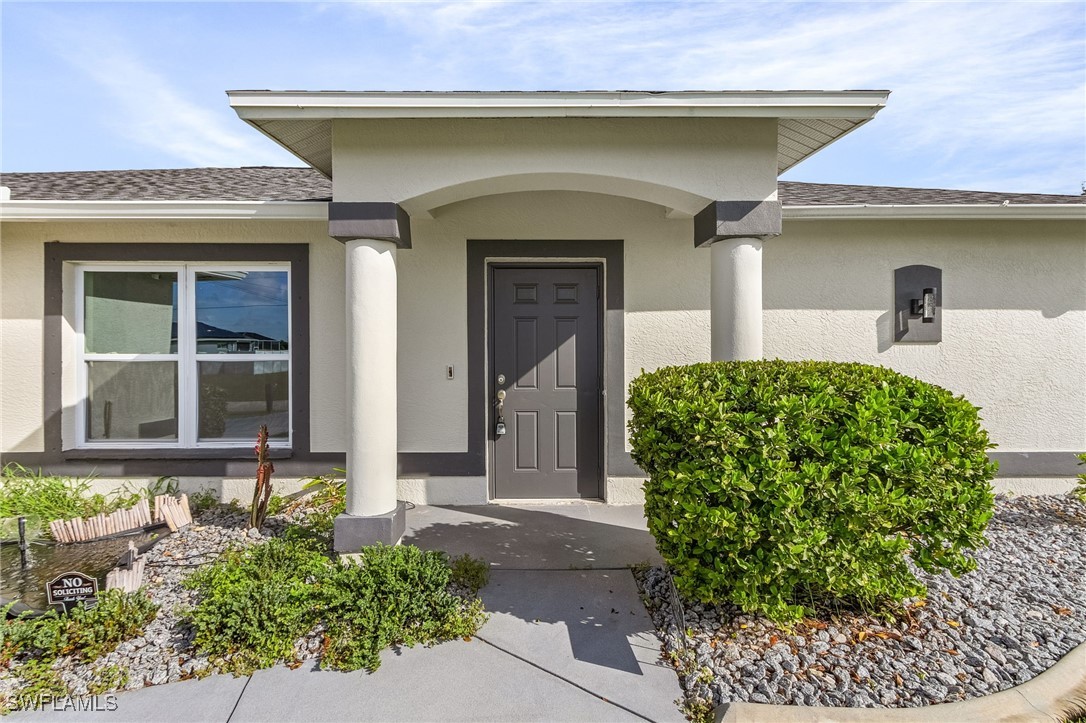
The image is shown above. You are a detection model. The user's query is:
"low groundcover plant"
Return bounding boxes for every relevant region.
[185,537,487,674]
[628,360,997,623]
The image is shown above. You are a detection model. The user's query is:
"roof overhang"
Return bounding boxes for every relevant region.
[226,90,891,178]
[3,199,1082,222]
[0,200,328,221]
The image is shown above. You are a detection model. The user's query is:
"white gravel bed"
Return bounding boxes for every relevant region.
[638,494,1086,710]
[1,504,320,699]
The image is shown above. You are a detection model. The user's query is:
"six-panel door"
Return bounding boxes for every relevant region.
[491,266,602,499]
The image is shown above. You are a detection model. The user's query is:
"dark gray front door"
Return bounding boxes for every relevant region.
[491,266,602,499]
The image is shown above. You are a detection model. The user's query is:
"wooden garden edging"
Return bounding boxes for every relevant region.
[48,494,193,544]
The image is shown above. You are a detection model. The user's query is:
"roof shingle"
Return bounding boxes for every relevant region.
[1,167,1082,206]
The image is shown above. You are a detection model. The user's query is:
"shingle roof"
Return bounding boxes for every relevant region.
[777,181,1084,206]
[1,167,1082,206]
[0,167,332,202]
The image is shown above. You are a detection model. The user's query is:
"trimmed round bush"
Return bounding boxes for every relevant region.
[628,360,996,622]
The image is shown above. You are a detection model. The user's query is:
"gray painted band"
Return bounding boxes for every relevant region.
[990,451,1084,477]
[3,448,1078,482]
[0,451,479,478]
[328,202,412,248]
[694,200,782,247]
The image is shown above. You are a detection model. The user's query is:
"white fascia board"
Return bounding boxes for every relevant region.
[0,200,328,221]
[783,204,1086,220]
[227,90,889,121]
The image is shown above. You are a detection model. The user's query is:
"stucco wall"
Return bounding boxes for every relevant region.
[3,205,1083,496]
[0,220,346,454]
[331,117,780,211]
[402,191,708,457]
[764,219,1086,454]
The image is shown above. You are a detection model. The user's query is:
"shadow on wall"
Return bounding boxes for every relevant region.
[401,504,665,674]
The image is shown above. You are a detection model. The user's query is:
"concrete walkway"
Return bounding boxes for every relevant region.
[8,504,683,722]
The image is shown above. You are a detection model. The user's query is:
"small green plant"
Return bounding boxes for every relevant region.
[87,664,129,695]
[1,659,68,713]
[449,554,490,594]
[1073,453,1086,504]
[284,471,347,546]
[0,464,101,524]
[188,488,221,515]
[1,590,159,664]
[0,466,180,539]
[266,494,287,516]
[628,360,997,623]
[681,697,715,723]
[184,537,486,674]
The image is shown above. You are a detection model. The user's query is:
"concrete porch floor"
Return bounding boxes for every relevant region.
[401,502,664,569]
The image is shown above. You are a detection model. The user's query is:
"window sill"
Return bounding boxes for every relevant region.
[62,448,293,461]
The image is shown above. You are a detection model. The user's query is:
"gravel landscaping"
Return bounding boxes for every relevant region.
[638,494,1086,712]
[2,502,344,700]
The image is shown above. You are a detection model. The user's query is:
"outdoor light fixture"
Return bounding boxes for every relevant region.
[911,287,937,323]
[894,265,942,342]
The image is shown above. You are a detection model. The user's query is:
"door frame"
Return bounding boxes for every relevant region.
[466,240,637,504]
[487,262,605,500]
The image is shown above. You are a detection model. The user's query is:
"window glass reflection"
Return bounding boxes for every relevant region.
[198,361,289,441]
[195,271,288,354]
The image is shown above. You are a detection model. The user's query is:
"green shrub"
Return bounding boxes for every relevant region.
[184,538,486,673]
[185,537,329,669]
[319,545,486,671]
[1,590,158,663]
[628,360,997,623]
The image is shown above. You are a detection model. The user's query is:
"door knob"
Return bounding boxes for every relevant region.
[494,390,507,436]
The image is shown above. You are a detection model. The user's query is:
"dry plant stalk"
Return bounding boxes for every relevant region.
[250,424,275,530]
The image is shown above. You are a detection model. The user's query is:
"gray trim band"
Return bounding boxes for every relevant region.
[990,451,1084,478]
[694,200,782,247]
[4,450,1079,480]
[328,202,412,248]
[0,451,483,478]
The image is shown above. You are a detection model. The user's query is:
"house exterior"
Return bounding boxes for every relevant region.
[1,91,1083,551]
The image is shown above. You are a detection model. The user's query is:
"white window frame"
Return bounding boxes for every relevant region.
[75,262,292,449]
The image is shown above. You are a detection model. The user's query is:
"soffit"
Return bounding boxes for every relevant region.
[228,90,890,180]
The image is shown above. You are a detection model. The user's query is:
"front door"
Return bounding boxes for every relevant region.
[491,266,602,499]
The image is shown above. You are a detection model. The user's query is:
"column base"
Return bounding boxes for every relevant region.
[333,502,407,552]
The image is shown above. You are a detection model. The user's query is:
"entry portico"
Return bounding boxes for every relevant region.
[228,90,889,550]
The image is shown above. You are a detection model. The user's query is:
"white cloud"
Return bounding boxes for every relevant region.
[341,0,1085,193]
[47,22,296,168]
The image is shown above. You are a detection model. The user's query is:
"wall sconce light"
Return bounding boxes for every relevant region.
[911,288,937,323]
[894,266,942,342]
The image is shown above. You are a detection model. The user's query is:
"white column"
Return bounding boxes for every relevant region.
[344,238,398,517]
[710,237,763,361]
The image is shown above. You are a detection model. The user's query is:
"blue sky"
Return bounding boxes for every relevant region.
[2,1,1083,194]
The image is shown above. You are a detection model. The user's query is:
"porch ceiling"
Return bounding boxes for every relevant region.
[228,90,890,179]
